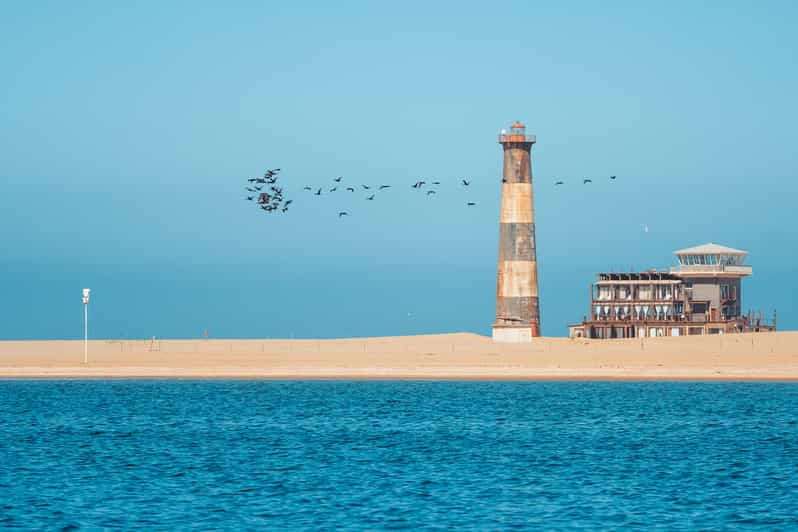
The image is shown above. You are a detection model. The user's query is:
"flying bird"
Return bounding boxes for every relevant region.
[346,187,355,192]
[314,188,322,196]
[246,196,254,201]
[610,175,617,180]
[467,202,477,206]
[426,190,436,195]
[378,185,391,190]
[361,185,371,190]
[303,186,312,191]
[555,181,564,186]
[366,194,375,200]
[284,200,293,207]
[281,207,289,213]
[329,187,337,192]
[462,179,471,186]
[338,211,348,218]
[334,176,342,182]
[583,178,592,184]
[431,181,441,185]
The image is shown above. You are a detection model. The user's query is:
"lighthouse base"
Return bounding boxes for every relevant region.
[492,326,538,343]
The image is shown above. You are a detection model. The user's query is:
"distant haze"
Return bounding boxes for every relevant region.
[1,1,796,339]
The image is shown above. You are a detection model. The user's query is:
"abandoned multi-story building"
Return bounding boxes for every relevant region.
[569,243,776,339]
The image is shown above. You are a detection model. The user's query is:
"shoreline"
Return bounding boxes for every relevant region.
[1,331,796,381]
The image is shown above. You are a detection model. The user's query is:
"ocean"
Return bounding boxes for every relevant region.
[1,380,797,528]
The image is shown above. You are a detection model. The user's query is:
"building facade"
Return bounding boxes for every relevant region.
[569,243,776,338]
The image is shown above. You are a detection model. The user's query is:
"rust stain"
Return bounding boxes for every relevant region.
[500,183,534,223]
[498,260,539,298]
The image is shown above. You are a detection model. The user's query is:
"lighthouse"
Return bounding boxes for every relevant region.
[492,121,541,342]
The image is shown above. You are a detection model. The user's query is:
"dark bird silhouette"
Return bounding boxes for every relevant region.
[555,181,564,186]
[431,181,441,185]
[246,187,257,192]
[412,181,426,189]
[334,176,342,182]
[258,193,271,204]
[254,185,263,191]
[583,178,592,184]
[426,190,436,195]
[303,186,312,191]
[361,185,371,190]
[246,196,254,201]
[609,175,617,180]
[378,185,391,190]
[330,187,337,192]
[247,178,258,183]
[281,207,289,213]
[462,179,471,186]
[338,211,348,218]
[366,194,375,200]
[346,187,355,192]
[314,188,322,195]
[467,202,477,206]
[284,200,293,207]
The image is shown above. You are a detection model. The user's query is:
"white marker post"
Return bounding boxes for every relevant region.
[82,288,91,364]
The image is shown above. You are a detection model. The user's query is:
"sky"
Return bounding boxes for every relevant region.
[1,0,796,339]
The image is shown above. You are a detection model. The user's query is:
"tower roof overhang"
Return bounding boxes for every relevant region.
[673,242,747,256]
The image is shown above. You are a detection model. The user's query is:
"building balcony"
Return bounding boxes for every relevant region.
[498,133,536,143]
[670,264,752,276]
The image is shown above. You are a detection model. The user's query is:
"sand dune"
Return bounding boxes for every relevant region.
[0,331,796,379]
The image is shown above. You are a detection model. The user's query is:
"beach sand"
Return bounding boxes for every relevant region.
[1,331,797,379]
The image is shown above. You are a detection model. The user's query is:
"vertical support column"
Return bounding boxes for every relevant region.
[493,122,540,343]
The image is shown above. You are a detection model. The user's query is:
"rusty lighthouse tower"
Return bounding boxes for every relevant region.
[492,121,541,342]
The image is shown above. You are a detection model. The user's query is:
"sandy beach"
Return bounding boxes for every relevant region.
[0,331,796,380]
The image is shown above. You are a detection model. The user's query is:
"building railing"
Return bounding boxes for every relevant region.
[498,133,536,143]
[670,264,752,275]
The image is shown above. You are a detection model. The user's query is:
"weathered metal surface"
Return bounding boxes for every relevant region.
[498,223,536,260]
[497,260,539,298]
[495,296,540,323]
[499,184,534,223]
[501,147,532,184]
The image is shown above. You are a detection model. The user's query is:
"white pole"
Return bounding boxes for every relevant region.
[82,288,90,365]
[84,301,88,364]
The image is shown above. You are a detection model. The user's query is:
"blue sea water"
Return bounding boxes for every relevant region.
[1,381,797,529]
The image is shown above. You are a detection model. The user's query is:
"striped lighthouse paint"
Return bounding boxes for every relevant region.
[492,121,540,342]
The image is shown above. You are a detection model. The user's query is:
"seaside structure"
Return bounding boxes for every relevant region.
[493,122,541,343]
[569,243,777,338]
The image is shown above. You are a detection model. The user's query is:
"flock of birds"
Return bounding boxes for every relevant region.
[245,169,618,218]
[244,168,293,213]
[301,176,478,218]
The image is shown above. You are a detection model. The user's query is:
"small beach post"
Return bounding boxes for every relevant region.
[82,288,91,364]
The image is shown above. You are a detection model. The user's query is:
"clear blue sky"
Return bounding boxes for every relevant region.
[1,1,796,339]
